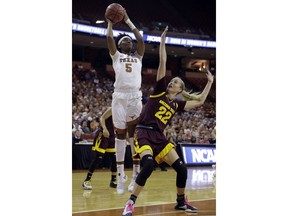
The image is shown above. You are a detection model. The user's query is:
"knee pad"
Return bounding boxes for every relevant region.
[136,155,154,186]
[171,158,187,188]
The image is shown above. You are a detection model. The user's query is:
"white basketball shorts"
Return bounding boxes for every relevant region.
[112,91,142,129]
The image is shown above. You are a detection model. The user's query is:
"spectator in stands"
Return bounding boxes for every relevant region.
[89,119,99,134]
[106,9,145,195]
[81,120,91,134]
[190,136,197,143]
[198,130,209,144]
[209,126,216,144]
[175,134,184,143]
[122,26,214,216]
[191,124,200,142]
[72,129,83,145]
[72,120,81,133]
[82,107,117,190]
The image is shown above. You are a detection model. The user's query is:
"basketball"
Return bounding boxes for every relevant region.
[105,3,125,24]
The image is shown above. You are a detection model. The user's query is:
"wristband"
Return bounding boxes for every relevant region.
[125,18,136,30]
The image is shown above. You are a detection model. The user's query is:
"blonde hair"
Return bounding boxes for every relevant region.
[171,77,201,101]
[177,77,185,92]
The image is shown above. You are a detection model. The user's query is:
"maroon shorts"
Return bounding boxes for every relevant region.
[92,128,115,154]
[134,128,175,164]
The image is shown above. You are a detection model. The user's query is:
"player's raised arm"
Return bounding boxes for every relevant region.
[156,26,168,82]
[123,10,145,56]
[184,70,214,110]
[106,20,117,56]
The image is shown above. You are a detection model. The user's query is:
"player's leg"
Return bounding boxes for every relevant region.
[82,130,103,190]
[126,95,142,192]
[82,153,103,190]
[108,152,117,188]
[164,149,198,213]
[127,123,140,192]
[122,150,153,216]
[115,129,128,194]
[112,95,129,194]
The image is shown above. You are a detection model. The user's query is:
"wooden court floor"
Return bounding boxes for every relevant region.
[72,167,216,216]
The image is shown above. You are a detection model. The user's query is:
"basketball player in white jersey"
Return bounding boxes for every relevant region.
[106,9,145,195]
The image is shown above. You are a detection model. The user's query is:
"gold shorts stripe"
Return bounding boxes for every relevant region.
[155,143,175,164]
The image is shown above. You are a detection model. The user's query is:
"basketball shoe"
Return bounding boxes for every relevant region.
[175,196,198,213]
[117,174,128,195]
[109,180,117,188]
[122,199,134,216]
[82,180,92,190]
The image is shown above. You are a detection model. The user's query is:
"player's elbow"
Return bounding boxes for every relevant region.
[194,100,204,108]
[198,96,207,105]
[185,100,203,110]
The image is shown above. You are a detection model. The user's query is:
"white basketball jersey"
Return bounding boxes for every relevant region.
[110,50,142,92]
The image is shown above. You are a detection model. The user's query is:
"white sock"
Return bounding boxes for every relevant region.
[115,138,126,177]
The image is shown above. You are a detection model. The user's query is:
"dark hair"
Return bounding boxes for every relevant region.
[115,33,133,51]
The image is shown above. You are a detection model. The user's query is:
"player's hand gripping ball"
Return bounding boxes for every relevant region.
[105,3,125,24]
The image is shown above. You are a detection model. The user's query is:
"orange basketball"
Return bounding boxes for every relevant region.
[105,3,125,24]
